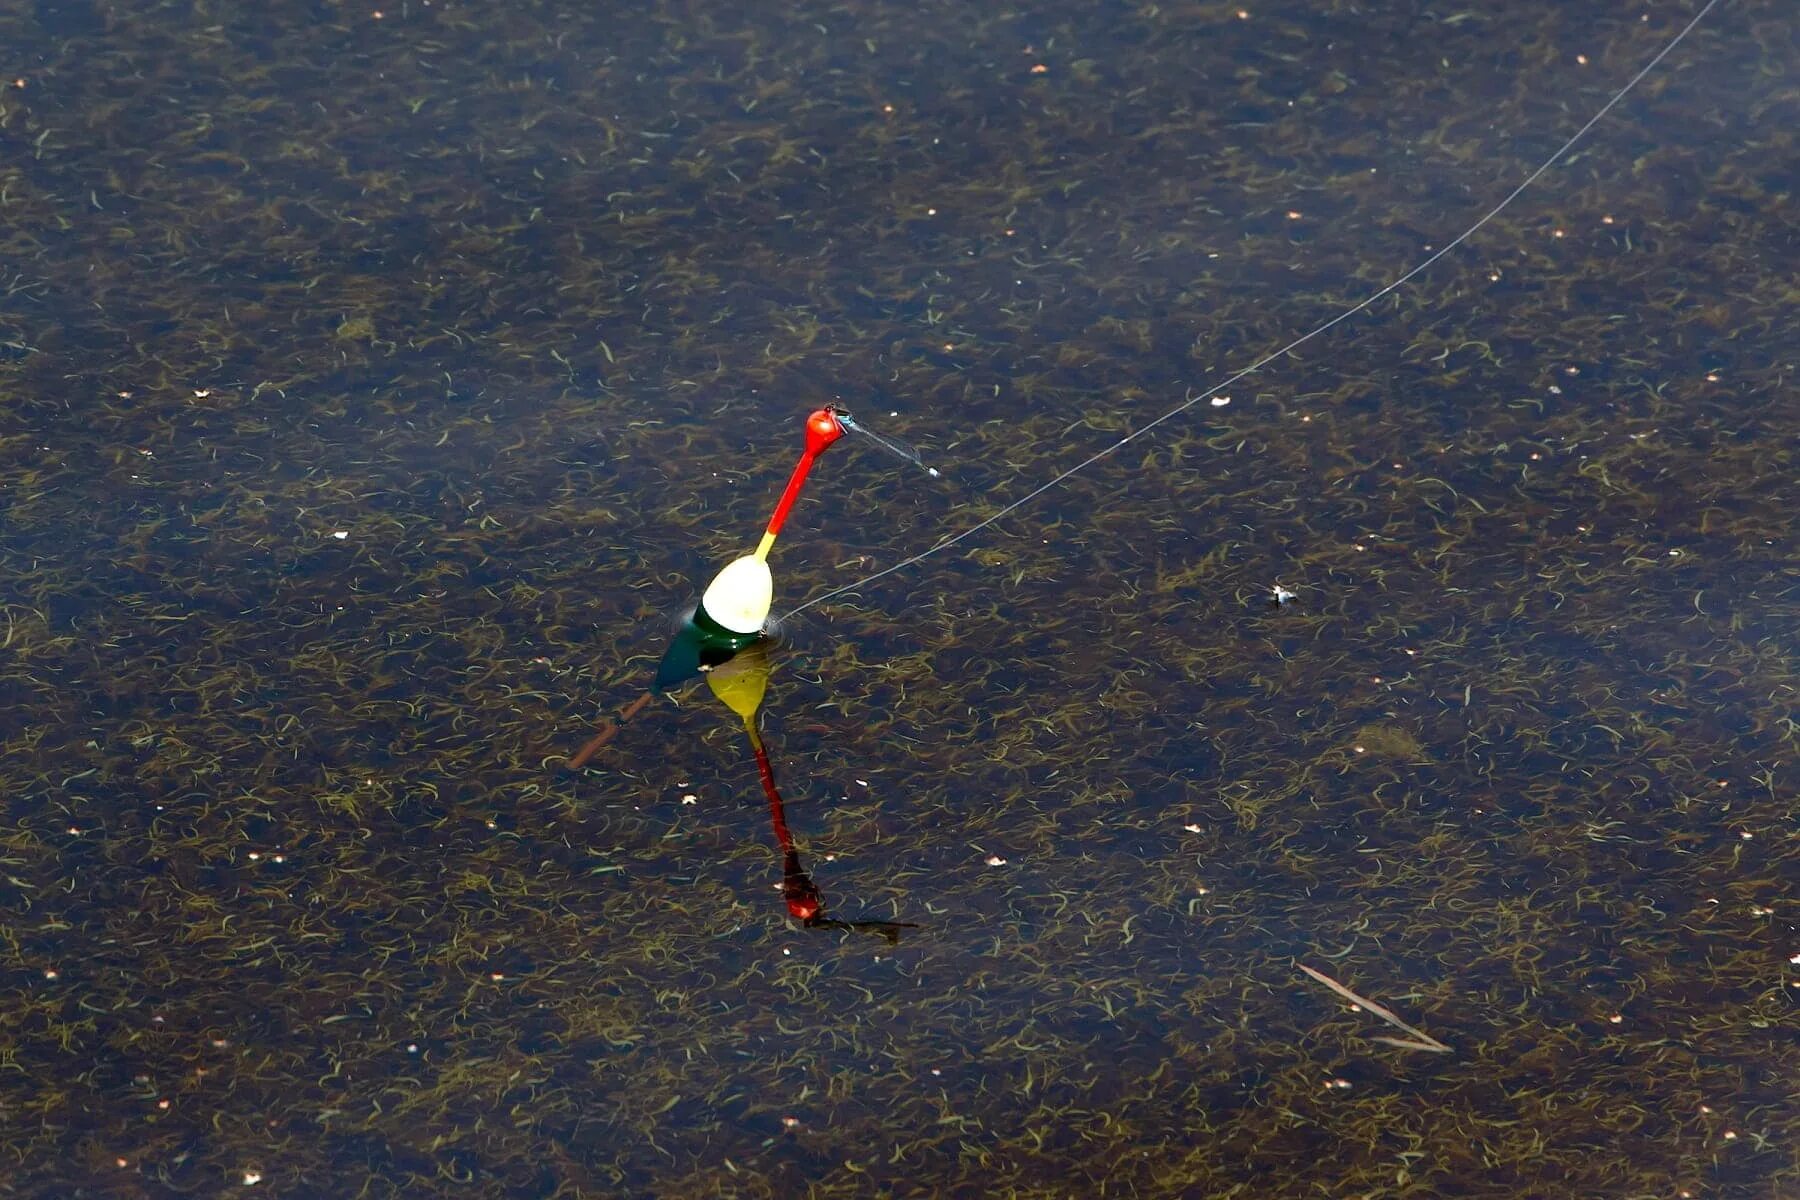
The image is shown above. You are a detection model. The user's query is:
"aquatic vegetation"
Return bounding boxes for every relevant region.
[0,0,1792,1196]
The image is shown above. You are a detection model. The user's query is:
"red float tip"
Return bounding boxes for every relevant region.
[805,407,846,456]
[764,409,847,543]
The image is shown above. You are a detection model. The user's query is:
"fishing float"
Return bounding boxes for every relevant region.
[654,405,937,691]
[688,405,936,647]
[692,406,847,646]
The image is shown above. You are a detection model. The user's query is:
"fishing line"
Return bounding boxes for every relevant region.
[784,0,1723,622]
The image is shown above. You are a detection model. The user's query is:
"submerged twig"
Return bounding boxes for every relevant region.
[1369,1036,1450,1053]
[1298,963,1452,1053]
[567,690,654,770]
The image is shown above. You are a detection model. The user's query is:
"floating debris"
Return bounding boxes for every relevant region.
[1298,963,1451,1054]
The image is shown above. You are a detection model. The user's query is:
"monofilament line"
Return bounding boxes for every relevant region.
[784,0,1723,622]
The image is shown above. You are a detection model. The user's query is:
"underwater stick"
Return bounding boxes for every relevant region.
[1299,963,1451,1053]
[567,690,654,770]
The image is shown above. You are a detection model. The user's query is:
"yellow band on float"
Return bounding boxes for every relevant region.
[754,531,777,561]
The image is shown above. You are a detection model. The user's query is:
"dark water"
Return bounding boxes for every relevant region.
[1,1,1794,1196]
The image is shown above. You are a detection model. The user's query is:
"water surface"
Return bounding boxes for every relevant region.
[1,0,1794,1196]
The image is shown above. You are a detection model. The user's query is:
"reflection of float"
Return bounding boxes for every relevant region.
[705,643,917,942]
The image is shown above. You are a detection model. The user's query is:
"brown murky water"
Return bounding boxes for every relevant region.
[1,0,1793,1195]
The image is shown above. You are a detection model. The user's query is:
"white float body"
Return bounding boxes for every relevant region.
[698,554,773,635]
